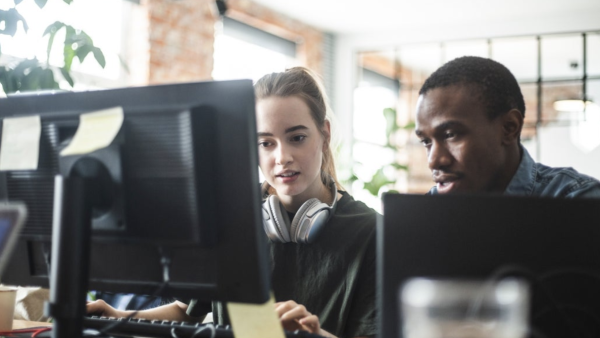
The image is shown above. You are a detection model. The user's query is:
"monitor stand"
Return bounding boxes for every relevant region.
[44,175,112,338]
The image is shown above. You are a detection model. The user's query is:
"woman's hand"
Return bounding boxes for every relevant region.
[86,299,127,318]
[275,300,339,338]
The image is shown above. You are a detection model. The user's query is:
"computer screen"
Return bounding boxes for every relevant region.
[379,193,600,338]
[0,80,270,309]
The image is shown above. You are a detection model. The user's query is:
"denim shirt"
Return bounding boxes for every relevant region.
[503,147,600,198]
[428,147,600,198]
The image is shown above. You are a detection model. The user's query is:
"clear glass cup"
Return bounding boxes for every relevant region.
[400,278,529,338]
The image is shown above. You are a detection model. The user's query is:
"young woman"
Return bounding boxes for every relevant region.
[87,67,378,338]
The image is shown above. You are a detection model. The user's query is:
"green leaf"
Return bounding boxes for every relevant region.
[63,0,74,4]
[40,68,59,89]
[117,54,130,74]
[363,168,395,197]
[390,163,409,171]
[0,67,10,94]
[43,22,66,66]
[63,27,76,71]
[383,107,399,139]
[75,44,93,63]
[0,8,28,36]
[401,121,416,130]
[42,21,66,36]
[92,47,106,68]
[21,66,44,91]
[59,67,74,87]
[14,0,25,4]
[34,0,49,9]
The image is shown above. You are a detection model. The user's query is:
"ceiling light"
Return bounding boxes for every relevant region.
[553,99,594,112]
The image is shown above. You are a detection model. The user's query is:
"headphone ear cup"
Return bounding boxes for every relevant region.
[290,198,320,243]
[267,195,292,243]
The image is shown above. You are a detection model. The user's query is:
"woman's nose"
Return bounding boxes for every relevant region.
[275,144,293,165]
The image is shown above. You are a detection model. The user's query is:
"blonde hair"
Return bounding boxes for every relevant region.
[254,67,342,190]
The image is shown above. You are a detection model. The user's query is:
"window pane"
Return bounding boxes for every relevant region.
[444,40,488,63]
[492,37,538,82]
[541,34,584,80]
[537,117,600,178]
[358,50,397,84]
[542,81,583,123]
[212,26,297,81]
[398,43,442,76]
[521,83,539,128]
[353,86,396,145]
[587,32,600,77]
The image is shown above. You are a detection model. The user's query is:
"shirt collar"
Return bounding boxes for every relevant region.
[504,146,536,196]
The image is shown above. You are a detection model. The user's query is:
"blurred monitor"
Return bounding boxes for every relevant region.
[379,193,600,338]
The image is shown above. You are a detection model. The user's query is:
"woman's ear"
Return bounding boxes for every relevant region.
[322,120,331,151]
[501,109,523,145]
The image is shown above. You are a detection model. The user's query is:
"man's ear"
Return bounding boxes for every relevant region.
[501,109,523,145]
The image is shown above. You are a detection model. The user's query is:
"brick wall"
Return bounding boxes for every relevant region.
[128,0,325,85]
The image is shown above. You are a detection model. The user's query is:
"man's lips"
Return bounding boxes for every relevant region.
[433,174,461,192]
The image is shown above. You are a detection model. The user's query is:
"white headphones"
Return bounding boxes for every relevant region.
[261,180,338,244]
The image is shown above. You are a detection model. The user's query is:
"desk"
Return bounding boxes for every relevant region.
[12,319,52,330]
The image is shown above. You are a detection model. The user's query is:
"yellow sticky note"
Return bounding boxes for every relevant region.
[60,107,124,156]
[0,115,41,171]
[227,293,285,338]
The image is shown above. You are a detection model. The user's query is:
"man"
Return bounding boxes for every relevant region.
[415,56,600,197]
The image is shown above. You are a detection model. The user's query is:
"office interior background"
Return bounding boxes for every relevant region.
[1,0,599,211]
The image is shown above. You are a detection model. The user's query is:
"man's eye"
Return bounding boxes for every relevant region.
[419,139,431,147]
[445,131,456,138]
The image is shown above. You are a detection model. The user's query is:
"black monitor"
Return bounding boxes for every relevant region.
[0,80,270,336]
[379,193,600,338]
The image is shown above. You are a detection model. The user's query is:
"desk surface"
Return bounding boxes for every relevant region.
[13,319,52,330]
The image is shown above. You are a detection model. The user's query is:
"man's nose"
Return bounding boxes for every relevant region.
[428,142,452,171]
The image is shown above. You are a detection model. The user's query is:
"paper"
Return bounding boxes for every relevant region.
[227,293,285,338]
[60,107,124,156]
[0,115,41,171]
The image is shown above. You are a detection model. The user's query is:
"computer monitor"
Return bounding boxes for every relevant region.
[0,80,270,336]
[379,193,600,338]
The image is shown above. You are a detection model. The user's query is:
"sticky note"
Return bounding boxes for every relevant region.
[0,115,41,171]
[60,107,124,156]
[227,293,285,338]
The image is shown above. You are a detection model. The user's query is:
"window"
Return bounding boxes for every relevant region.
[212,17,298,82]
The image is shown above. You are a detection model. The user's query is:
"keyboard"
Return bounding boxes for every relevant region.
[84,316,325,338]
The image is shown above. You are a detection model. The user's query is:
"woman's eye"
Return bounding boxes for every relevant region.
[445,131,456,138]
[419,139,431,147]
[291,135,306,142]
[258,141,271,148]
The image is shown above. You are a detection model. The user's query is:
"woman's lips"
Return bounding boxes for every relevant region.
[277,172,299,183]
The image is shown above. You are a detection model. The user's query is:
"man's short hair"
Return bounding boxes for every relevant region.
[419,56,526,120]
